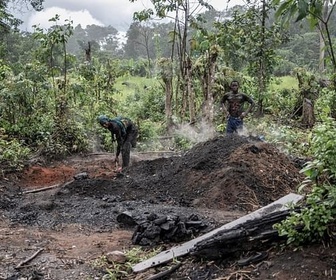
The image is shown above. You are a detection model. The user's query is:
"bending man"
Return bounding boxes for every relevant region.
[98,115,138,169]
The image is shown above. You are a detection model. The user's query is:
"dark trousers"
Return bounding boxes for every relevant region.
[121,126,138,168]
[226,116,243,134]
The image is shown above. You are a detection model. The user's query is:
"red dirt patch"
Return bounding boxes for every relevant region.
[20,165,76,187]
[18,154,119,189]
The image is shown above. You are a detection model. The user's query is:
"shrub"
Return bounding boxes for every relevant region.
[274,117,336,245]
[0,132,31,176]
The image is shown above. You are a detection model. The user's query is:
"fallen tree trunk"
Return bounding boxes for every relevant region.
[191,209,292,259]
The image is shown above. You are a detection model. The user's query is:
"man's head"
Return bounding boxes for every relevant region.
[230,80,239,93]
[98,115,109,127]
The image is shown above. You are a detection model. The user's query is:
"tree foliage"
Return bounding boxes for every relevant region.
[273,0,336,72]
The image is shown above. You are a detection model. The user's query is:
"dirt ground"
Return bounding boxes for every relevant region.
[0,134,335,280]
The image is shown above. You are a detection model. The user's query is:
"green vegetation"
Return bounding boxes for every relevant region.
[275,117,336,245]
[92,247,162,280]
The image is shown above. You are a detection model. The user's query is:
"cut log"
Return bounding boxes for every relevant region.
[132,193,303,273]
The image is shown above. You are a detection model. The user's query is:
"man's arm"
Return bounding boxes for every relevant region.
[114,128,123,161]
[241,94,255,118]
[221,94,230,117]
[246,96,255,114]
[115,138,122,159]
[108,123,122,161]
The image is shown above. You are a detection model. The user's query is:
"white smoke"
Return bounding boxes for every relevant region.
[174,120,217,144]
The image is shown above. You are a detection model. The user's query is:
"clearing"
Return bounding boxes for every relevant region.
[0,134,335,280]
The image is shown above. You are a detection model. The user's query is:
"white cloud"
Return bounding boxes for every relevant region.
[209,0,245,11]
[14,0,152,32]
[26,7,104,31]
[16,0,246,32]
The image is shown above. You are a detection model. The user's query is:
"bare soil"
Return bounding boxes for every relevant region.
[0,134,335,280]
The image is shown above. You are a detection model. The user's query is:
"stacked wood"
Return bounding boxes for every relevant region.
[131,213,208,246]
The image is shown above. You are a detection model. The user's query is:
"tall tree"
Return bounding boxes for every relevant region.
[318,1,329,72]
[124,22,155,76]
[190,21,220,124]
[274,0,336,73]
[124,22,142,59]
[129,0,213,130]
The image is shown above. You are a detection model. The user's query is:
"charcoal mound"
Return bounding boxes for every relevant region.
[63,134,304,212]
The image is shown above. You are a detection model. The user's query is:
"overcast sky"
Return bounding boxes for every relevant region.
[13,0,244,33]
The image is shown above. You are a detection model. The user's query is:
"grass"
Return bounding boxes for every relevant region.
[114,76,160,101]
[115,75,298,98]
[270,76,298,91]
[92,247,163,280]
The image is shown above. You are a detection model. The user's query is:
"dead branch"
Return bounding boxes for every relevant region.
[146,262,182,280]
[15,248,44,269]
[222,270,253,280]
[86,152,113,156]
[21,180,74,194]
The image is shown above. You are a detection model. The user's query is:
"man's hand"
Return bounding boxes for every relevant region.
[221,108,230,119]
[240,112,247,119]
[114,157,122,172]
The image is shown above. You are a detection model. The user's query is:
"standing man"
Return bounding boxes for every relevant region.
[221,80,255,134]
[98,115,138,169]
